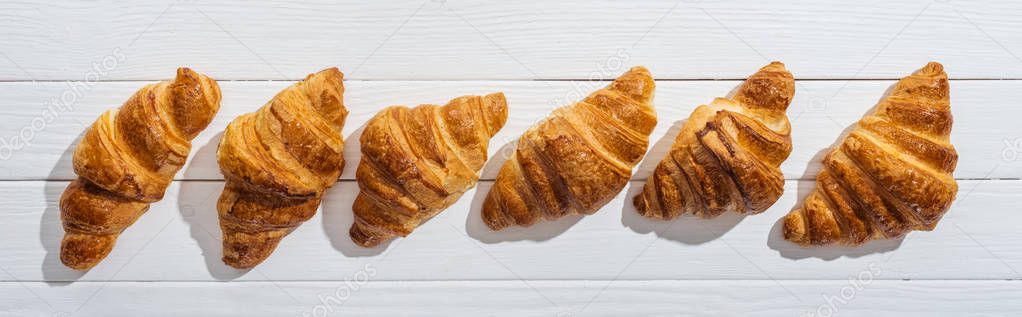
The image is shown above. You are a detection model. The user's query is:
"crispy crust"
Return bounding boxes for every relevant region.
[350,93,508,247]
[633,62,795,220]
[216,68,347,268]
[482,66,657,230]
[61,68,221,270]
[782,62,958,246]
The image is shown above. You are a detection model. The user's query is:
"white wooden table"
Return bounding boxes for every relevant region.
[2,0,1021,315]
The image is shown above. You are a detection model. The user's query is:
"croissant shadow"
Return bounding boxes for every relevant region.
[465,139,583,244]
[40,132,87,284]
[768,80,906,260]
[178,131,250,280]
[322,123,394,257]
[632,119,686,183]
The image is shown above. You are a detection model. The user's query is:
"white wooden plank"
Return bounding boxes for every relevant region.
[1,80,1019,181]
[2,280,1021,316]
[3,179,1019,282]
[2,0,1022,80]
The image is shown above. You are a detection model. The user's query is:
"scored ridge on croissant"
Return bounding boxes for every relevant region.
[60,68,221,270]
[634,62,795,220]
[216,68,347,268]
[783,62,958,246]
[482,66,657,231]
[350,93,509,247]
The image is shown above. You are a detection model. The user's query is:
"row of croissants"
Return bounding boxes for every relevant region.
[59,61,958,270]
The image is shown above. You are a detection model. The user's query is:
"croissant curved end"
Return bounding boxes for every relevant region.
[349,221,393,248]
[761,61,786,71]
[221,229,288,269]
[60,232,117,270]
[781,211,809,245]
[481,190,517,231]
[483,92,509,137]
[917,61,944,76]
[611,66,656,104]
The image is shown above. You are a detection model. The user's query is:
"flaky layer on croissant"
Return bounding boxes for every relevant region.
[482,66,657,231]
[634,62,795,220]
[783,62,958,246]
[217,68,347,268]
[351,93,509,247]
[60,68,221,270]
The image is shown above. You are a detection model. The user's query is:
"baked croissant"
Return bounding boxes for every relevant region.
[783,62,957,246]
[216,68,347,268]
[350,93,509,247]
[633,62,795,220]
[59,68,221,270]
[482,66,656,230]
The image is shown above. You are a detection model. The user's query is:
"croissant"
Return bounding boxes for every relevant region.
[482,66,656,230]
[783,62,957,246]
[633,62,795,220]
[350,93,509,247]
[59,68,221,270]
[216,68,347,268]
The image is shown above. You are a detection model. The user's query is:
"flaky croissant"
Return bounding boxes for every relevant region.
[350,93,509,247]
[783,62,957,246]
[634,62,795,220]
[59,68,221,270]
[216,68,347,268]
[482,66,656,230]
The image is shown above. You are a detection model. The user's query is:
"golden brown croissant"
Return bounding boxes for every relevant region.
[482,66,656,230]
[59,68,221,270]
[633,62,795,220]
[350,93,509,247]
[783,62,957,246]
[216,68,347,268]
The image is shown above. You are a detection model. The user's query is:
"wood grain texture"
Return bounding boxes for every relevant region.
[2,80,1020,181]
[3,280,1022,316]
[3,1,1021,314]
[3,179,1020,282]
[1,0,1022,80]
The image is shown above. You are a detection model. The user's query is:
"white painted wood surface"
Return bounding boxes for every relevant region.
[2,0,1022,316]
[2,0,1022,80]
[4,280,1022,316]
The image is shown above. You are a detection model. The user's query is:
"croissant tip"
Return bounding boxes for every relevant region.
[174,67,196,81]
[918,61,945,75]
[349,222,390,248]
[319,67,345,78]
[220,230,285,269]
[763,61,787,70]
[625,65,651,76]
[60,232,117,271]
